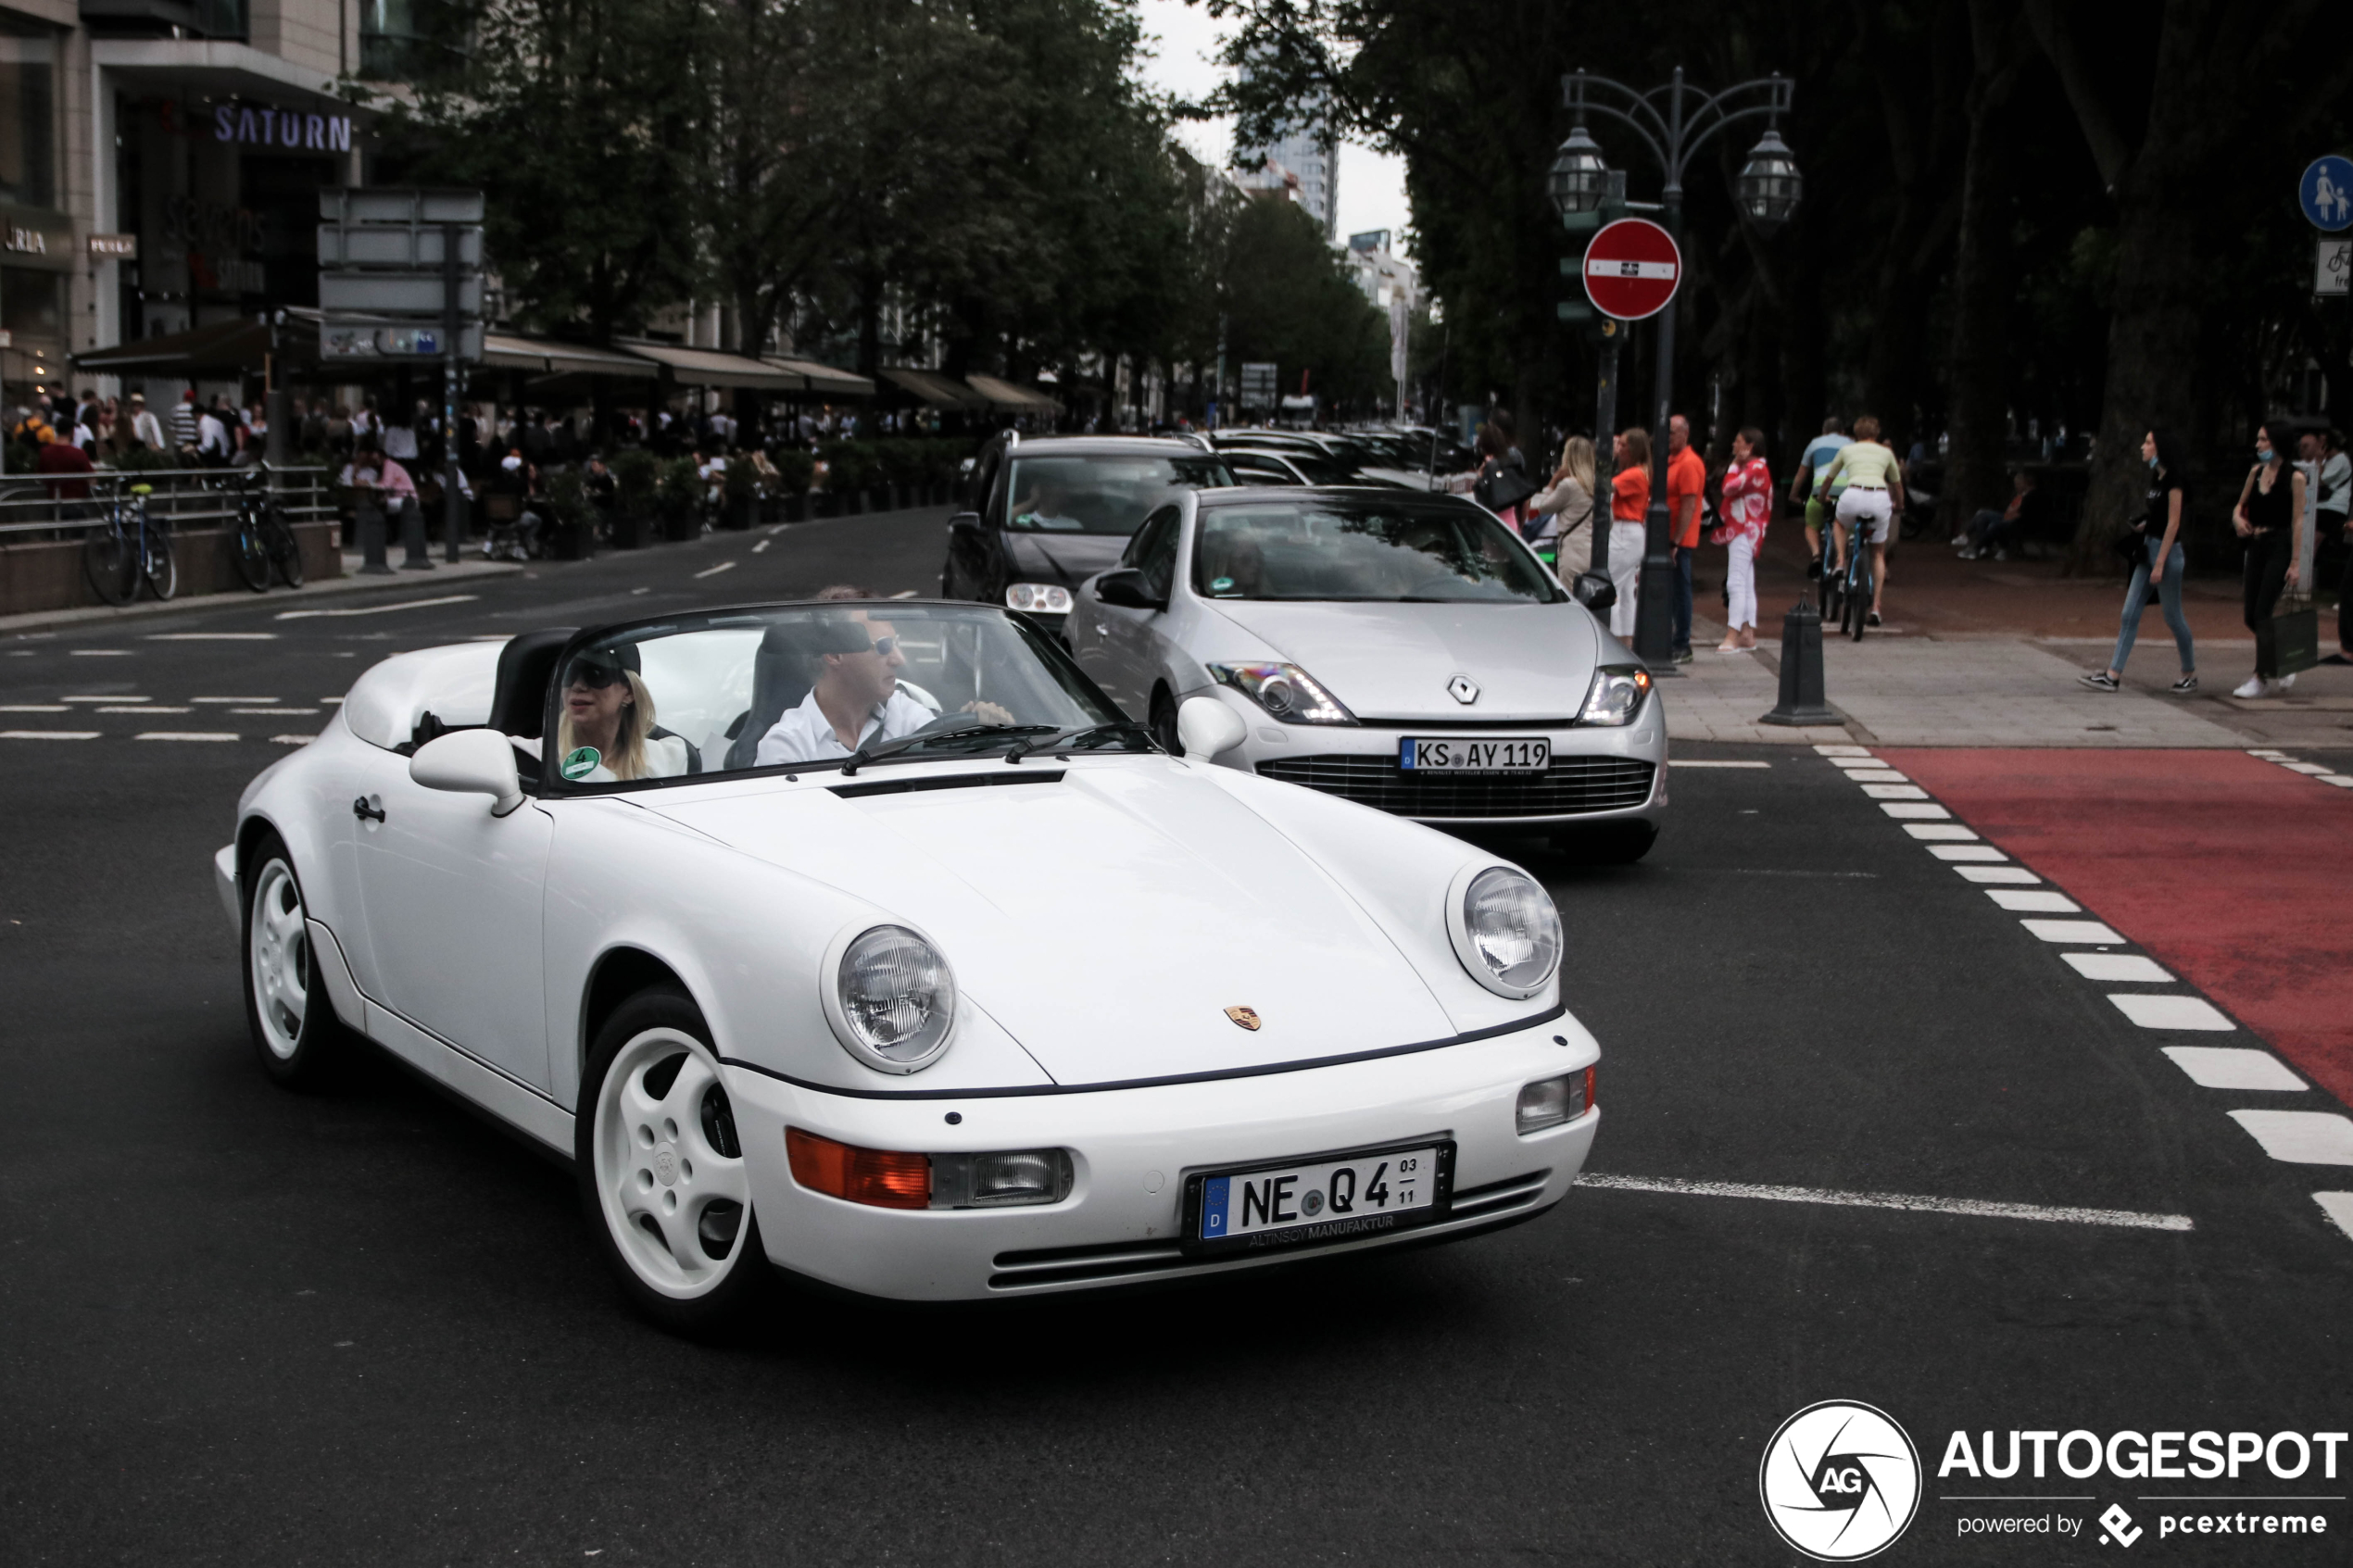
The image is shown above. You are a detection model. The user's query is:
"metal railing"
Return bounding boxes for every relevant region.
[0,466,339,541]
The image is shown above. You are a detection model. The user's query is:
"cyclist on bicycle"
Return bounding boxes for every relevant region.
[1790,417,1850,577]
[1818,415,1904,628]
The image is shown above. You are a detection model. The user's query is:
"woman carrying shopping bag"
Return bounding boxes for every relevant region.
[1713,428,1772,651]
[2078,428,2196,694]
[2229,420,2309,698]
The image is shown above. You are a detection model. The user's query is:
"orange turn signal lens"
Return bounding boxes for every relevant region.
[786,1127,931,1210]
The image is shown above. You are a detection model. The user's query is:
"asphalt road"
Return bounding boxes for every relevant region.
[3,513,2347,1566]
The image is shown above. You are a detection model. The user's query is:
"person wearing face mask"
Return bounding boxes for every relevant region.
[2079,428,2195,693]
[2229,420,2309,698]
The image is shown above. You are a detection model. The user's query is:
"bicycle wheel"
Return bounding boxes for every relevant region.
[141,521,178,601]
[1848,556,1872,642]
[268,510,304,587]
[82,521,138,605]
[233,515,272,592]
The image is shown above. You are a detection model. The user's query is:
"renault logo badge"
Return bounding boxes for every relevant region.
[1448,674,1479,705]
[1225,1006,1262,1031]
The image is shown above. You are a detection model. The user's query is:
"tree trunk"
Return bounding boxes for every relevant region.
[1944,0,2026,532]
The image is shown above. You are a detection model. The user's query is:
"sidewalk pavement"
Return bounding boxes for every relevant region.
[0,552,523,635]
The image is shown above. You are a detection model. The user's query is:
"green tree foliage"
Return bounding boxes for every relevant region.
[1224,197,1391,408]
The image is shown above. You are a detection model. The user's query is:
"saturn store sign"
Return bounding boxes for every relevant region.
[214,105,353,153]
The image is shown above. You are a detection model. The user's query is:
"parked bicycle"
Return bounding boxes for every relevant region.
[82,483,174,605]
[232,468,305,591]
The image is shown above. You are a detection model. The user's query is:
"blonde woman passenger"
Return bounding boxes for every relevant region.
[1525,434,1601,581]
[556,646,694,782]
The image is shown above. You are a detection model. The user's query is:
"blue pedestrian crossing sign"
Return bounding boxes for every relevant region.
[2301,156,2353,232]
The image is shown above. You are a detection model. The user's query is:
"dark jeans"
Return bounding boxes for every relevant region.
[1671,545,1693,652]
[2243,528,2294,677]
[1967,507,2018,554]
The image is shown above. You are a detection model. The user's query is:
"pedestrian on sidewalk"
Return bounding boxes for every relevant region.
[2079,428,2195,694]
[1818,415,1904,626]
[1605,428,1651,641]
[1666,414,1705,661]
[2229,420,2308,698]
[2314,429,2352,665]
[1713,428,1772,651]
[1523,433,1599,578]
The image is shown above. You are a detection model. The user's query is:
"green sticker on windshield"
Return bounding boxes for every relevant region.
[560,746,602,781]
[1211,575,1235,591]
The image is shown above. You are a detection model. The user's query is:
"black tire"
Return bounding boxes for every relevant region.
[233,519,272,592]
[142,525,178,601]
[1849,558,1872,642]
[241,831,350,1087]
[271,513,305,587]
[82,525,137,606]
[1149,687,1182,757]
[576,985,770,1336]
[1553,821,1657,865]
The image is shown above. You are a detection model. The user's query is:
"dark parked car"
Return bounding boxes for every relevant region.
[940,434,1235,637]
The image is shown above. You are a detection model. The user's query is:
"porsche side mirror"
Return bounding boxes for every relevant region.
[949,510,983,539]
[1571,571,1617,612]
[1176,696,1246,759]
[410,728,526,817]
[1095,568,1165,612]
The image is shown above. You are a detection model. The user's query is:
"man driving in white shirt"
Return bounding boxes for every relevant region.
[753,610,1012,765]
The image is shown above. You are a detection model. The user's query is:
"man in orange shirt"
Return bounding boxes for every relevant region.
[1666,414,1706,661]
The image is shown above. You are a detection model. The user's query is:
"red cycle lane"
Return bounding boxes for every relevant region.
[1881,748,2353,1110]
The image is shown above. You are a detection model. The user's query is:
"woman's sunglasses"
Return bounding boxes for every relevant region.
[567,662,627,689]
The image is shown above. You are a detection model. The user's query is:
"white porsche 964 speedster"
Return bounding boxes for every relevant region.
[216,599,1598,1330]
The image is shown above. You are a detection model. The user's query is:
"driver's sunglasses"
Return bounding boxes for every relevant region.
[567,662,626,689]
[864,634,900,657]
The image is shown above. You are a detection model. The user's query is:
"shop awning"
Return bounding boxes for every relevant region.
[481,333,660,379]
[762,357,875,398]
[71,317,297,376]
[879,366,988,408]
[964,373,1060,415]
[620,341,804,391]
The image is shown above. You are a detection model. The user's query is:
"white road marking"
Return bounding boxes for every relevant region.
[233,707,316,715]
[1862,784,1930,799]
[1814,744,1872,756]
[1987,888,2080,912]
[275,594,477,621]
[2021,918,2126,944]
[1574,1173,2193,1232]
[1882,802,1950,819]
[1930,845,2007,861]
[69,648,131,656]
[2108,993,2234,1031]
[0,704,66,712]
[270,734,316,746]
[0,730,97,740]
[766,522,786,534]
[1956,865,2040,884]
[2227,1110,2353,1165]
[321,696,344,704]
[2321,776,2353,788]
[694,560,737,579]
[1845,768,1910,782]
[2246,748,2288,759]
[1669,759,1769,768]
[630,587,650,596]
[2161,1047,2305,1091]
[2315,1193,2353,1242]
[60,695,143,703]
[2062,952,2172,983]
[99,705,187,713]
[191,696,276,704]
[2280,762,2331,775]
[750,538,771,553]
[147,632,278,641]
[1828,758,1881,769]
[134,731,237,742]
[1904,823,1977,840]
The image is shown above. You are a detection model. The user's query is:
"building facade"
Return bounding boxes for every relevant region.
[1233,66,1338,241]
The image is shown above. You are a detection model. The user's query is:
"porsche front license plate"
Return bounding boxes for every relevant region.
[1400,737,1550,773]
[1186,1142,1453,1255]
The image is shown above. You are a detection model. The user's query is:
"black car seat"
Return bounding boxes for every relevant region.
[723,622,823,771]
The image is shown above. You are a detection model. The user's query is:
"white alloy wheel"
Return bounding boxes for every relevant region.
[591,1027,752,1300]
[248,857,310,1060]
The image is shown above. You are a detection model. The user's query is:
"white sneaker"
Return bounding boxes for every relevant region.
[2233,675,2266,698]
[2279,672,2296,691]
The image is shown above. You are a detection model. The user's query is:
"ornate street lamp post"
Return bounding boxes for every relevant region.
[1559,67,1800,671]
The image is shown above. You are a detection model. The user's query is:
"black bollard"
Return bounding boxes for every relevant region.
[397,496,435,571]
[355,501,393,575]
[1759,593,1839,726]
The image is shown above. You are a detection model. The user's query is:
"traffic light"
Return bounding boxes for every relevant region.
[1561,199,1630,338]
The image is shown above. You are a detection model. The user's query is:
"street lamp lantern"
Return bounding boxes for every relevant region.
[1548,124,1612,217]
[1735,128,1804,232]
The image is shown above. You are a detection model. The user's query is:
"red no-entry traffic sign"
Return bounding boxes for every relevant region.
[1583,218,1681,321]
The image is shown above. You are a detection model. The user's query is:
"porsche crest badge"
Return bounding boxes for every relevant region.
[1225,1006,1262,1031]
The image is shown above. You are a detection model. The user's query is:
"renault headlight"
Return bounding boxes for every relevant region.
[824,924,956,1073]
[1208,661,1355,723]
[1579,664,1652,726]
[1005,583,1072,615]
[1446,865,1563,998]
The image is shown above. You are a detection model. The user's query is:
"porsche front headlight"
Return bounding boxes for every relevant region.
[1448,865,1563,998]
[828,924,956,1073]
[1208,661,1355,723]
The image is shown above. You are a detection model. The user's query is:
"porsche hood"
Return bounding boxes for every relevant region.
[645,764,1466,1086]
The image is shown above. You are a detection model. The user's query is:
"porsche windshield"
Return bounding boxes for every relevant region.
[1003,453,1233,534]
[1192,500,1560,604]
[545,603,1136,788]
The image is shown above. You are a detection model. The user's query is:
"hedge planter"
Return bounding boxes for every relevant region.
[611,511,648,550]
[724,495,758,531]
[783,493,808,522]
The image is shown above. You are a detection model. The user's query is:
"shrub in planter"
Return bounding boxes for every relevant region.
[543,468,593,559]
[610,448,661,548]
[722,459,759,531]
[657,456,702,541]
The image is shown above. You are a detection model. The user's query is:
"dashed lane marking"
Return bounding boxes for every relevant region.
[1929,845,2007,861]
[750,538,771,554]
[1986,888,2081,912]
[0,704,66,712]
[2020,918,2128,944]
[60,695,143,703]
[99,705,186,713]
[274,594,478,621]
[147,633,278,641]
[2161,1047,2307,1091]
[1862,784,1930,799]
[2316,1194,2353,1241]
[191,696,275,704]
[68,648,131,656]
[1668,759,1769,768]
[1814,744,1872,756]
[888,589,920,599]
[134,731,237,742]
[1846,768,1910,782]
[1903,822,1977,840]
[694,560,737,579]
[1574,1173,2194,1232]
[232,707,316,715]
[0,730,96,740]
[2227,1110,2353,1165]
[1881,802,1950,819]
[271,734,314,746]
[2280,762,2333,775]
[1955,865,2041,884]
[2062,953,2174,983]
[2110,994,2235,1032]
